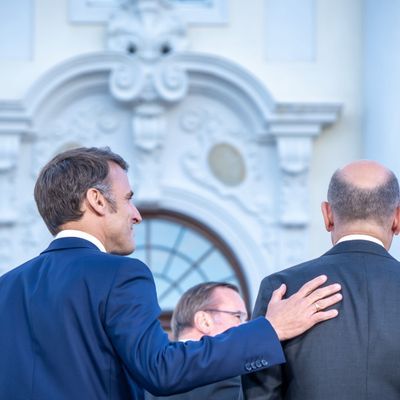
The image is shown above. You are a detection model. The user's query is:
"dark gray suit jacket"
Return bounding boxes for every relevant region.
[146,376,243,400]
[243,240,400,400]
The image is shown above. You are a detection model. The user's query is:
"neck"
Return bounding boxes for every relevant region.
[332,224,392,250]
[60,220,106,246]
[178,329,204,341]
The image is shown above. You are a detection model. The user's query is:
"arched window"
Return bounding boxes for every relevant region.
[132,209,249,329]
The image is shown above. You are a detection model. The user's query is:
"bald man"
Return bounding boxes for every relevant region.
[243,161,400,400]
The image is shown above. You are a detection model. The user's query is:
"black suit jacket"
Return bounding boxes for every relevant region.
[146,376,243,400]
[243,240,400,400]
[0,238,284,400]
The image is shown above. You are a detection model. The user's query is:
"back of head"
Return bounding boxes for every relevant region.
[327,160,400,228]
[171,282,239,340]
[34,146,128,236]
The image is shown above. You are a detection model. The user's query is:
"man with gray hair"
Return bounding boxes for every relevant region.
[148,282,248,400]
[243,160,400,400]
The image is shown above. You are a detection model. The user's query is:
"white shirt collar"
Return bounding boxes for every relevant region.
[336,234,384,248]
[55,230,107,253]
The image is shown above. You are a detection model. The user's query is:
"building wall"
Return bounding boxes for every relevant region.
[0,0,365,303]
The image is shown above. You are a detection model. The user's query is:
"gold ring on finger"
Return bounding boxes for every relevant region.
[314,302,322,312]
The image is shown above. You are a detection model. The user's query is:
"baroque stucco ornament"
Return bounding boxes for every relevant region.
[107,0,187,61]
[0,1,342,289]
[107,0,189,202]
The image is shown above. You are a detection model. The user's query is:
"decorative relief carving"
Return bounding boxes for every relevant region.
[20,203,45,250]
[280,171,309,225]
[131,104,166,201]
[69,0,228,25]
[33,98,124,176]
[110,57,188,201]
[179,108,203,132]
[280,227,309,267]
[109,61,145,101]
[0,228,12,270]
[153,62,188,102]
[106,1,190,203]
[0,133,21,225]
[180,106,272,217]
[132,104,165,151]
[276,136,312,226]
[106,0,187,61]
[109,60,188,104]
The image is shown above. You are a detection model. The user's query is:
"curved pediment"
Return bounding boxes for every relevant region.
[0,40,340,299]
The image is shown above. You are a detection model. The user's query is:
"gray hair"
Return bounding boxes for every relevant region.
[171,282,239,340]
[327,168,400,225]
[34,146,128,235]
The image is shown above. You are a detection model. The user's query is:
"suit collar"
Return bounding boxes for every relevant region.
[40,237,101,255]
[55,230,106,252]
[324,239,395,260]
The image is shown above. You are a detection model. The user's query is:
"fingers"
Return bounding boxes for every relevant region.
[296,275,328,297]
[306,283,342,306]
[312,293,342,313]
[269,283,287,304]
[311,308,339,324]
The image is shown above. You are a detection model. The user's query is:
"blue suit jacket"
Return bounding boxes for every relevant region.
[0,238,284,399]
[146,375,243,400]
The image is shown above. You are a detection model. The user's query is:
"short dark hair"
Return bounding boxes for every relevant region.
[34,146,129,235]
[171,282,239,340]
[328,168,400,225]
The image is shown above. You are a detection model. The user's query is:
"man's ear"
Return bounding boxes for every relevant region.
[392,206,400,236]
[193,311,213,335]
[84,188,107,216]
[321,201,335,232]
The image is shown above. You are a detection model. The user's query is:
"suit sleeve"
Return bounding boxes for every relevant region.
[104,259,285,396]
[242,276,284,400]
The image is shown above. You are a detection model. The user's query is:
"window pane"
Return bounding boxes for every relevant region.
[131,213,245,311]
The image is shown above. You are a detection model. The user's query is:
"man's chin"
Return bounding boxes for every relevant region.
[109,244,135,256]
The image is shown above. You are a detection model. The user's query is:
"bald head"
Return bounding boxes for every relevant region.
[338,160,391,190]
[327,160,399,226]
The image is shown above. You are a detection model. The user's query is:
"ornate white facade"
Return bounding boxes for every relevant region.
[0,0,342,301]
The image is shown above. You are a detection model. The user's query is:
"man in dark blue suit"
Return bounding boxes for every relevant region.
[0,147,342,399]
[243,160,400,400]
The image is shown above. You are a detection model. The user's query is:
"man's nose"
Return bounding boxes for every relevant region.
[132,205,142,224]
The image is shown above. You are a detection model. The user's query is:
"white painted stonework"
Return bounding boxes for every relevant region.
[0,0,341,301]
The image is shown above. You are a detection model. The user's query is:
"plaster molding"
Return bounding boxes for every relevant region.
[0,48,341,276]
[132,104,166,202]
[69,0,228,25]
[0,227,12,269]
[106,0,187,61]
[0,128,27,226]
[109,58,188,103]
[180,106,271,217]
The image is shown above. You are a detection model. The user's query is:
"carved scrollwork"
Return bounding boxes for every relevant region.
[154,62,188,102]
[109,61,144,102]
[180,109,203,133]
